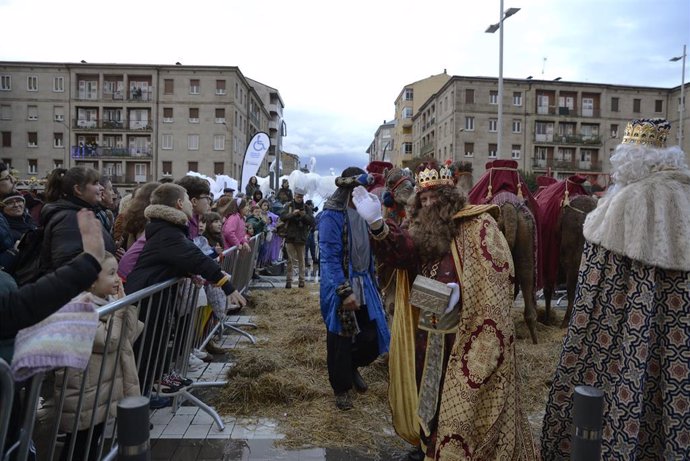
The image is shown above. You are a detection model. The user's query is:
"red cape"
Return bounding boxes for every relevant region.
[535,175,588,287]
[534,175,558,200]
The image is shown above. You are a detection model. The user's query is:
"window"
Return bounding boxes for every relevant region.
[164,79,174,94]
[189,79,200,94]
[512,119,521,133]
[53,133,63,148]
[53,160,63,170]
[633,98,641,113]
[490,90,498,104]
[488,143,497,158]
[0,105,11,120]
[53,106,64,122]
[611,97,619,112]
[403,142,413,154]
[213,134,225,150]
[216,80,226,95]
[27,105,38,121]
[1,132,10,147]
[611,124,619,138]
[464,142,474,157]
[511,144,521,160]
[513,92,522,106]
[163,108,173,122]
[0,76,10,91]
[27,76,38,92]
[215,108,225,123]
[214,162,224,174]
[53,77,64,92]
[488,118,497,132]
[162,161,173,175]
[188,134,199,150]
[189,108,199,123]
[28,159,37,175]
[465,89,474,104]
[134,164,148,182]
[403,107,413,118]
[188,161,198,172]
[28,132,38,147]
[161,134,173,150]
[404,88,413,101]
[465,116,475,131]
[655,100,663,112]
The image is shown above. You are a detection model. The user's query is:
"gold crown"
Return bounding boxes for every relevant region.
[621,118,670,148]
[415,165,454,191]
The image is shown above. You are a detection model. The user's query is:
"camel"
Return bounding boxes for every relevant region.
[542,194,597,327]
[463,161,541,344]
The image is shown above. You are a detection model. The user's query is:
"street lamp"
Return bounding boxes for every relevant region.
[670,44,686,148]
[486,3,520,160]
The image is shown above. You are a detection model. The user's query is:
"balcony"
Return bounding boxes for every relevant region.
[531,159,602,172]
[268,103,280,114]
[71,146,153,159]
[72,119,152,131]
[128,89,154,102]
[420,142,434,155]
[534,134,602,146]
[268,120,278,131]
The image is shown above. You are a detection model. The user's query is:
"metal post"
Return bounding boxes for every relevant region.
[680,44,686,148]
[117,396,150,461]
[571,385,604,461]
[497,0,505,159]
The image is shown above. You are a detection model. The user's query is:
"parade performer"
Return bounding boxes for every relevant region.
[541,118,690,460]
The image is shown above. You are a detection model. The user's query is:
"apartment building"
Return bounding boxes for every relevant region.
[0,61,285,188]
[246,78,285,178]
[391,71,451,167]
[367,119,396,164]
[408,75,688,183]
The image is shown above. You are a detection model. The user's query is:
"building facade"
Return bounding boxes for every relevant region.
[408,75,688,183]
[0,61,286,189]
[366,119,396,164]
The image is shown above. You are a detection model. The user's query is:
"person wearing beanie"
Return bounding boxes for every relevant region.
[542,118,690,459]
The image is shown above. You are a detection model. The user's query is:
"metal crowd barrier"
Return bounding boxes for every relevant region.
[2,232,265,461]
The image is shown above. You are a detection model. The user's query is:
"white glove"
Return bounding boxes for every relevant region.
[445,283,460,314]
[352,186,383,225]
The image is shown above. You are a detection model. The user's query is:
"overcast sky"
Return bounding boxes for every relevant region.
[1,0,687,175]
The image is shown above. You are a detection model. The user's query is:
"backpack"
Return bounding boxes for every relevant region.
[11,227,46,286]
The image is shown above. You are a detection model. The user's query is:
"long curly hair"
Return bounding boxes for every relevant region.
[122,182,160,237]
[407,186,467,262]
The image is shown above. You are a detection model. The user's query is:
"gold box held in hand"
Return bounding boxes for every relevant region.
[410,275,452,315]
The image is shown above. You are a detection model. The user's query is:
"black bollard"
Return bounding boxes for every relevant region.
[571,385,604,461]
[117,396,150,461]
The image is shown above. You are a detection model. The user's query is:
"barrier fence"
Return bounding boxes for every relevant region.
[1,233,265,461]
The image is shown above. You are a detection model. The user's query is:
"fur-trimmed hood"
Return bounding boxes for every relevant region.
[144,204,189,227]
[583,169,690,271]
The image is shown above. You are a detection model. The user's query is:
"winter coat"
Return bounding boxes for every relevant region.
[55,293,143,432]
[124,205,235,296]
[280,200,314,244]
[276,186,293,205]
[40,197,116,271]
[246,215,266,236]
[222,213,248,249]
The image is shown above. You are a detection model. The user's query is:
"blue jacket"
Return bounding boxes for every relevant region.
[318,208,390,354]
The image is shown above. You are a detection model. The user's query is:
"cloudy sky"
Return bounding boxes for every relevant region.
[1,0,687,175]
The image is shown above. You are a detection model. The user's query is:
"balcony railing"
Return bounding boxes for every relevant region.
[72,119,152,131]
[532,159,602,172]
[535,106,601,118]
[534,134,602,145]
[71,146,153,159]
[420,142,434,155]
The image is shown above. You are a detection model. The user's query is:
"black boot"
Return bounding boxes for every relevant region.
[407,446,425,461]
[352,368,368,393]
[334,392,353,411]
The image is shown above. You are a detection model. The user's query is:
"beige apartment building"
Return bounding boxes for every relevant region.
[405,75,688,183]
[0,61,287,189]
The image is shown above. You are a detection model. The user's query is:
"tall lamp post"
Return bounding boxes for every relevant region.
[670,44,686,148]
[486,2,520,159]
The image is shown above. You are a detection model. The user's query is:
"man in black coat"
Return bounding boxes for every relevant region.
[280,188,314,289]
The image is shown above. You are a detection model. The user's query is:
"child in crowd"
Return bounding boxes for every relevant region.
[56,253,143,461]
[202,211,225,255]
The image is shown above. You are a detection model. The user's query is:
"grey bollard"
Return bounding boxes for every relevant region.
[571,385,604,461]
[117,396,150,461]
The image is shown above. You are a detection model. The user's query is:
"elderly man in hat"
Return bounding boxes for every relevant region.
[280,186,313,288]
[352,159,536,460]
[318,167,390,411]
[541,118,690,460]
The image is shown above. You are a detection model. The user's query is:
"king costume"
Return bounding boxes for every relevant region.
[541,118,690,460]
[366,161,536,460]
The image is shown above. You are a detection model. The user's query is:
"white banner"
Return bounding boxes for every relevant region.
[240,132,270,193]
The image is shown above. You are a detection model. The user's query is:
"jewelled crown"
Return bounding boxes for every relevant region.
[621,118,670,148]
[415,162,455,191]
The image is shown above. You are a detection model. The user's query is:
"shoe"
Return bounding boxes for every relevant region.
[192,348,210,360]
[352,369,368,393]
[335,392,353,411]
[298,281,305,288]
[169,370,193,387]
[154,374,186,394]
[407,446,425,461]
[285,281,292,289]
[149,395,172,409]
[226,304,243,315]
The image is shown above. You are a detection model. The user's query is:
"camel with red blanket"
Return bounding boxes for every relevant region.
[535,175,597,327]
[466,160,542,344]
